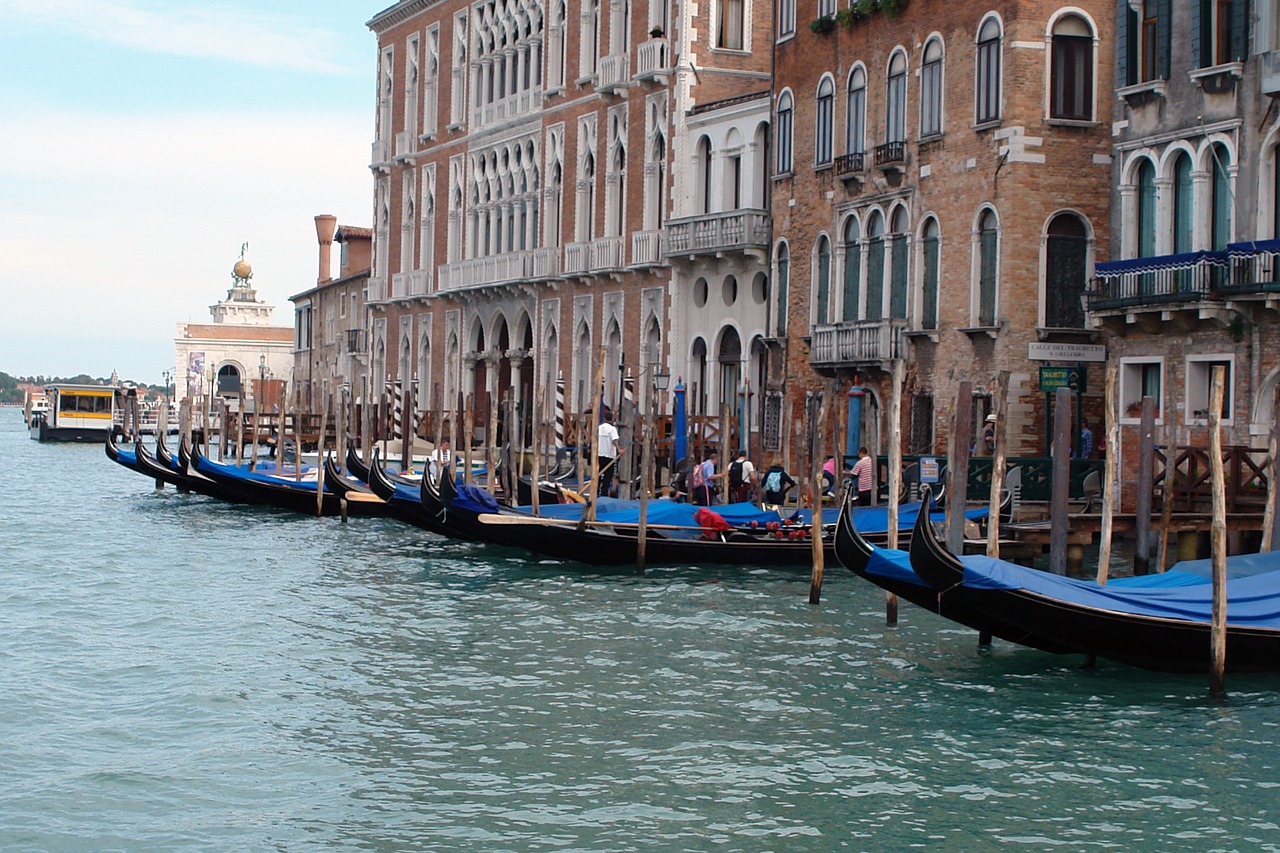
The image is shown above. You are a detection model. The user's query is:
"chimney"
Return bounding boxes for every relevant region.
[314,214,338,283]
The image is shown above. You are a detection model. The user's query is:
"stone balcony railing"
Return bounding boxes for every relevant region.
[636,38,669,79]
[665,209,771,258]
[597,53,630,92]
[631,230,665,266]
[809,319,908,366]
[437,248,561,291]
[394,130,416,160]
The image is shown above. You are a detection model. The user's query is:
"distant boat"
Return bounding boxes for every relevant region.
[30,384,122,442]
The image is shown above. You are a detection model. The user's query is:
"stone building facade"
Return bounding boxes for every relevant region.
[1092,0,1280,508]
[364,0,772,450]
[770,0,1114,462]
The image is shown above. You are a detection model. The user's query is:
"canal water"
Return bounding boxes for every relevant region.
[2,408,1278,852]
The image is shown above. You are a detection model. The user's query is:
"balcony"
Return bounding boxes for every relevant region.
[370,139,390,167]
[810,319,908,367]
[636,38,669,80]
[564,242,590,275]
[1089,251,1221,312]
[345,328,368,354]
[591,235,626,270]
[437,248,561,291]
[834,152,865,181]
[367,276,387,303]
[1089,240,1280,327]
[597,53,630,93]
[631,230,666,267]
[391,272,412,299]
[394,130,416,160]
[665,209,771,259]
[874,141,906,169]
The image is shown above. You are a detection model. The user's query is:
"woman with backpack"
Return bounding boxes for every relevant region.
[690,450,724,506]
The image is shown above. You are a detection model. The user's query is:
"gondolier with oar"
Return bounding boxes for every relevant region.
[597,407,623,498]
[428,436,452,482]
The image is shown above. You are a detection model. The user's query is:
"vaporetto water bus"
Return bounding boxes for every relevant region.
[29,384,123,442]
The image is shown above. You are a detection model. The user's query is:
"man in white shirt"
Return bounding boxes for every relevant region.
[596,409,622,497]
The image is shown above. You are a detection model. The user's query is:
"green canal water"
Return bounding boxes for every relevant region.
[2,408,1279,851]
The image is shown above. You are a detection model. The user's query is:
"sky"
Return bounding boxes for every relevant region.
[0,0,392,385]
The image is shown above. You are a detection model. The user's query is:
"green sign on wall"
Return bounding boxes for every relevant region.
[1039,365,1087,393]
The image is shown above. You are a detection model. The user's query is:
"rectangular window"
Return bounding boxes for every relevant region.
[1120,358,1162,421]
[778,0,795,36]
[718,0,744,49]
[1050,35,1091,120]
[1187,356,1233,423]
[1141,0,1159,81]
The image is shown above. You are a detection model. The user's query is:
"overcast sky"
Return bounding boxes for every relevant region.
[0,0,391,384]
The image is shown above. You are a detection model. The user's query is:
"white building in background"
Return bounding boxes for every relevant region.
[173,258,294,409]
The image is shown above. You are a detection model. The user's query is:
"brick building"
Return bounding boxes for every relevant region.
[364,0,772,455]
[1091,0,1280,508]
[289,217,373,411]
[770,0,1113,462]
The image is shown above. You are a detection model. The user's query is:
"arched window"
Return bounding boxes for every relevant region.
[886,50,907,144]
[977,209,998,326]
[920,37,944,137]
[975,15,1002,124]
[1172,152,1194,253]
[842,217,861,321]
[1211,143,1232,251]
[889,207,909,319]
[1050,13,1094,121]
[815,236,831,324]
[846,66,866,156]
[920,217,940,330]
[815,75,834,166]
[775,242,790,336]
[1045,213,1088,328]
[775,91,794,174]
[865,211,886,320]
[1137,159,1157,258]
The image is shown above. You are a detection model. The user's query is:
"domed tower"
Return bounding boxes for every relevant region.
[210,244,275,326]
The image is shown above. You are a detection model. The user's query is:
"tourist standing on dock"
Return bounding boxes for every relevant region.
[596,409,622,498]
[850,447,874,505]
[728,450,755,504]
[761,463,796,507]
[691,450,723,506]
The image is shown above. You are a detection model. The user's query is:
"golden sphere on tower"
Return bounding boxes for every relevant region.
[232,259,253,280]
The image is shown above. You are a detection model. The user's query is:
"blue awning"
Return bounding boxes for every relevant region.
[1095,249,1227,278]
[1227,238,1280,257]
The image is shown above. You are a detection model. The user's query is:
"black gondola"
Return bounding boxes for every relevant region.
[835,487,1077,655]
[104,429,141,473]
[420,464,841,568]
[363,447,470,535]
[908,487,1280,673]
[188,443,380,517]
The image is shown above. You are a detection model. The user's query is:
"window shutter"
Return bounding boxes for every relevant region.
[1231,0,1250,62]
[1156,0,1172,79]
[1190,0,1204,68]
[1116,2,1134,87]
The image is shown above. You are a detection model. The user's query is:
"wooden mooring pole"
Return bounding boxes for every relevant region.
[1096,363,1120,585]
[1263,389,1280,552]
[1209,365,1228,696]
[886,361,905,626]
[1133,395,1156,574]
[1049,386,1072,575]
[945,381,973,555]
[985,371,1010,561]
[808,391,830,605]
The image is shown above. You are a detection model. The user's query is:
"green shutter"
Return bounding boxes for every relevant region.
[1116,1,1133,87]
[842,243,860,321]
[922,236,939,330]
[866,239,884,320]
[890,236,908,319]
[1231,0,1250,62]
